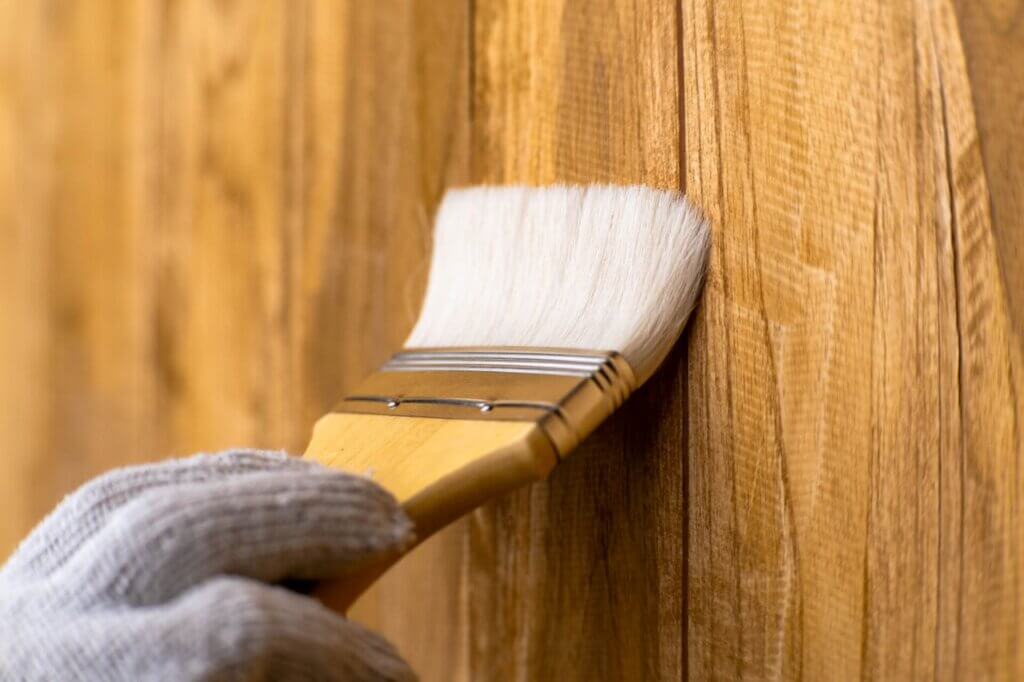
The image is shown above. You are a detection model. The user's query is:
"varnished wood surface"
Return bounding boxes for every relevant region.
[1,1,1022,680]
[953,0,1024,341]
[467,1,687,679]
[684,0,1023,678]
[0,3,472,679]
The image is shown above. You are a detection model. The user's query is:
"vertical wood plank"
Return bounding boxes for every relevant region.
[138,0,299,453]
[952,0,1024,340]
[139,1,473,677]
[683,0,1024,678]
[469,1,685,679]
[931,4,1024,674]
[0,1,154,545]
[0,0,59,552]
[0,2,473,677]
[301,3,472,678]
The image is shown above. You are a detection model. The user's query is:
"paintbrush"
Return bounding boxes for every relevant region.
[305,184,709,610]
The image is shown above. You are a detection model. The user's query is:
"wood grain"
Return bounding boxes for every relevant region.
[0,1,472,679]
[683,0,1024,678]
[468,1,685,679]
[290,4,472,677]
[2,1,1023,680]
[953,0,1024,341]
[0,0,152,554]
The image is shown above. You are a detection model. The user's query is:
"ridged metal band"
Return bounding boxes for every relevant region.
[333,348,637,458]
[382,350,615,376]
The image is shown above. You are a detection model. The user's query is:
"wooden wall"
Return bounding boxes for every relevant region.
[685,1,1023,678]
[0,1,1020,680]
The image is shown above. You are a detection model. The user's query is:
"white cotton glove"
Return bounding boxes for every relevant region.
[0,450,416,681]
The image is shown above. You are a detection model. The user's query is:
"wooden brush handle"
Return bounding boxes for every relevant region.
[303,412,557,612]
[304,349,635,611]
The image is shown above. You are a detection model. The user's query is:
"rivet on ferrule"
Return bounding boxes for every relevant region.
[333,347,637,459]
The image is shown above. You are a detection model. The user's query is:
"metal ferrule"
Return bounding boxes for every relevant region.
[333,348,637,458]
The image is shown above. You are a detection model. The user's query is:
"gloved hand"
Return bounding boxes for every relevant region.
[0,450,416,681]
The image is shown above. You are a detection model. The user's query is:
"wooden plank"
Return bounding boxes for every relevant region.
[0,1,472,678]
[136,0,300,452]
[137,1,472,678]
[953,0,1024,340]
[297,3,473,677]
[468,1,685,679]
[683,0,1024,678]
[949,0,1024,669]
[0,0,59,553]
[0,1,153,549]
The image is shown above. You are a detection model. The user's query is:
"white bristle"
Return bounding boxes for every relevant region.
[405,185,710,383]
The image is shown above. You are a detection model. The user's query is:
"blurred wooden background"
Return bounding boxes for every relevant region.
[1,1,1021,679]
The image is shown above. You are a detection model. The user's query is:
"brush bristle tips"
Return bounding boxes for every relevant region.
[406,185,710,383]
